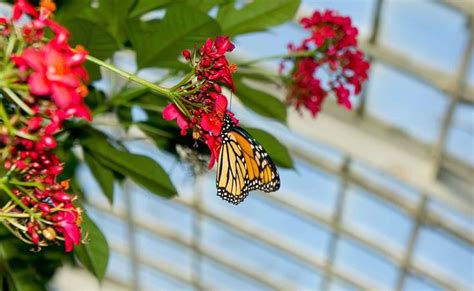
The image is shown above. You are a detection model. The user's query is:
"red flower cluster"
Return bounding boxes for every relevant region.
[163,36,237,168]
[0,0,89,252]
[4,138,82,252]
[284,10,370,116]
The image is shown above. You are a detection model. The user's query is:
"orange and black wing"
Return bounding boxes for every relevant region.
[216,123,280,205]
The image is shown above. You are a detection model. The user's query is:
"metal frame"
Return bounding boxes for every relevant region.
[86,1,473,290]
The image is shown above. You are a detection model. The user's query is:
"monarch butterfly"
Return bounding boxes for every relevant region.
[216,114,280,204]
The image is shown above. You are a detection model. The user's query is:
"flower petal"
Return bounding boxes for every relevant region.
[215,95,228,114]
[28,73,51,95]
[162,104,178,121]
[176,114,189,130]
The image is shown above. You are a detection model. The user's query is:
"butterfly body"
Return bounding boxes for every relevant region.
[216,115,280,204]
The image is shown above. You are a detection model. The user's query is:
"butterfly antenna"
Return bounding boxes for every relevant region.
[229,91,233,111]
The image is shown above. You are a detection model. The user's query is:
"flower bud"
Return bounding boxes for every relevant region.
[42,227,57,241]
[37,202,51,215]
[182,49,191,59]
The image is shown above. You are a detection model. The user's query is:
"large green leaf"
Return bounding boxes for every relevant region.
[127,4,221,68]
[55,0,97,23]
[217,0,300,36]
[234,78,287,123]
[244,127,294,169]
[75,214,109,281]
[130,0,173,17]
[96,0,136,43]
[183,0,228,12]
[80,129,177,197]
[65,19,120,81]
[84,152,115,204]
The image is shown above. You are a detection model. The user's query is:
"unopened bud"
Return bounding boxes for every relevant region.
[42,227,57,241]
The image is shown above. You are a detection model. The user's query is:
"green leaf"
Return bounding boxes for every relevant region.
[4,268,47,291]
[55,0,97,23]
[80,129,177,197]
[65,19,120,81]
[217,0,300,36]
[234,78,287,123]
[130,0,173,17]
[127,4,221,68]
[244,127,294,168]
[84,152,115,204]
[75,214,109,281]
[96,0,136,43]
[183,0,228,12]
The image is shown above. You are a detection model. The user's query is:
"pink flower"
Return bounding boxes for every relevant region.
[200,95,227,135]
[284,9,369,117]
[13,44,90,121]
[13,0,38,20]
[162,104,189,130]
[53,210,81,252]
[205,134,220,169]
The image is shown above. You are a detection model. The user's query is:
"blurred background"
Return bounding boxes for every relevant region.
[49,0,473,290]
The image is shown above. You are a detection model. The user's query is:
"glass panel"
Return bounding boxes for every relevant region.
[445,103,474,165]
[413,227,474,288]
[334,238,399,289]
[200,220,321,288]
[380,0,468,73]
[351,160,421,204]
[366,62,449,144]
[342,186,413,254]
[403,274,441,291]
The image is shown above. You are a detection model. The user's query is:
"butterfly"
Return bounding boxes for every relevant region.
[216,114,280,204]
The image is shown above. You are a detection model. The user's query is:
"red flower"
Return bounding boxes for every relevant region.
[198,36,236,91]
[161,36,237,169]
[284,9,369,117]
[53,210,81,252]
[12,0,38,20]
[13,43,91,122]
[200,95,227,135]
[163,104,189,131]
[205,134,220,169]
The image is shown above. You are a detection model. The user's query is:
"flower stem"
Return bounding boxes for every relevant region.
[1,220,33,244]
[1,87,34,115]
[0,211,30,218]
[9,178,44,190]
[0,182,37,218]
[0,100,14,138]
[86,55,173,99]
[171,70,195,91]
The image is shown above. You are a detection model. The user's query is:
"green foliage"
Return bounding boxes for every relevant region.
[0,226,64,291]
[127,4,221,68]
[234,77,287,123]
[80,127,177,198]
[217,0,301,36]
[74,214,110,282]
[65,19,119,81]
[84,153,115,204]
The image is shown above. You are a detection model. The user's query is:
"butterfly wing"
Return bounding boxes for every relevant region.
[230,127,280,192]
[216,125,280,205]
[216,131,251,204]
